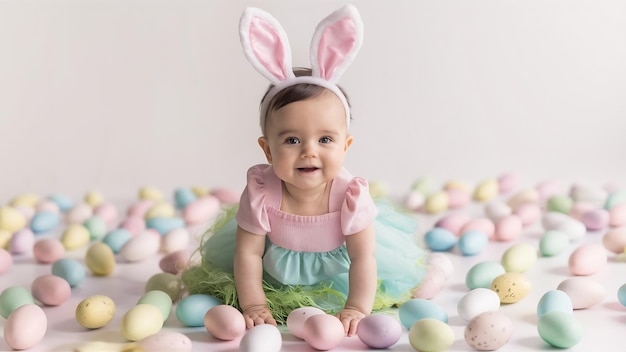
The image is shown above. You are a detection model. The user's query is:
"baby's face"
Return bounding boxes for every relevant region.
[259,91,353,192]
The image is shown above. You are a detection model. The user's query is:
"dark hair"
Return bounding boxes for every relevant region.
[260,68,352,131]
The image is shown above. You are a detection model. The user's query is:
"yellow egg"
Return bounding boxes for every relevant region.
[424,191,449,214]
[145,202,176,219]
[408,318,454,352]
[9,193,40,208]
[84,191,104,208]
[191,186,210,197]
[61,224,91,250]
[85,242,116,276]
[121,304,164,341]
[491,272,532,304]
[443,180,472,193]
[0,206,27,233]
[501,243,537,273]
[0,229,11,249]
[76,295,116,329]
[473,179,499,202]
[139,187,164,201]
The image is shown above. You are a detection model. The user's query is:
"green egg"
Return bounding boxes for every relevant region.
[546,195,573,214]
[537,311,583,348]
[408,318,454,352]
[145,273,182,303]
[539,230,569,257]
[0,286,35,319]
[138,290,173,321]
[465,261,506,290]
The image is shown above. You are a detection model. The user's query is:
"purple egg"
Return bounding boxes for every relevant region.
[357,314,402,349]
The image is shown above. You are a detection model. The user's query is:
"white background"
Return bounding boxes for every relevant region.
[1,0,625,203]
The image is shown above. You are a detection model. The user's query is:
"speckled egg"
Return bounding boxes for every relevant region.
[464,311,513,350]
[491,272,532,304]
[76,295,116,329]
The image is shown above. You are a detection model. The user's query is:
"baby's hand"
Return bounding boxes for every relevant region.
[242,305,277,329]
[336,307,366,337]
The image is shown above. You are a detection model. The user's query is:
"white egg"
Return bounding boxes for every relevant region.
[239,324,282,352]
[457,288,500,321]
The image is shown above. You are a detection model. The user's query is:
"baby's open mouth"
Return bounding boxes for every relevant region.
[298,167,319,172]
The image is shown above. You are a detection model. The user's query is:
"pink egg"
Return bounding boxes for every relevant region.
[32,238,65,264]
[65,203,93,224]
[210,188,240,205]
[493,215,522,242]
[602,227,626,253]
[127,200,154,218]
[446,189,471,209]
[357,314,402,349]
[4,304,47,350]
[287,306,326,339]
[36,200,60,214]
[94,202,119,229]
[9,228,35,254]
[119,216,146,236]
[513,202,541,227]
[568,201,596,221]
[568,243,607,276]
[411,266,446,299]
[609,203,626,227]
[119,231,160,262]
[159,250,191,274]
[183,196,221,225]
[303,314,345,351]
[581,209,609,231]
[557,277,606,309]
[460,217,495,240]
[497,172,519,194]
[204,305,246,341]
[434,213,471,236]
[31,274,71,306]
[535,179,565,201]
[0,248,13,275]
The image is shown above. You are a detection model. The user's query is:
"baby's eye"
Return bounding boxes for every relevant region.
[285,137,300,144]
[319,136,333,144]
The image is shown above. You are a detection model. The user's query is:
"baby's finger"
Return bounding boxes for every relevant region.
[347,318,359,337]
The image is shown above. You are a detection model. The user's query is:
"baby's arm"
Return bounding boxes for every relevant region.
[339,223,377,336]
[233,225,277,328]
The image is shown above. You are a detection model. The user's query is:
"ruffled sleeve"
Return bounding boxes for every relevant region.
[341,177,378,236]
[236,165,271,235]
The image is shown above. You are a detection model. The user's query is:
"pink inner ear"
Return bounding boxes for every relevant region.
[317,18,357,80]
[250,16,287,81]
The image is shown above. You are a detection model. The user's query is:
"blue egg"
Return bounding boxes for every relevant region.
[30,211,60,234]
[51,258,85,287]
[102,228,132,253]
[617,283,626,307]
[457,230,489,256]
[146,217,185,236]
[423,227,457,252]
[537,290,573,317]
[398,298,448,330]
[174,188,197,209]
[47,193,75,213]
[175,294,221,327]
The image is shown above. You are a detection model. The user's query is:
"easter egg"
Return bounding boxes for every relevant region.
[568,243,607,276]
[183,196,221,225]
[139,187,164,201]
[146,217,185,235]
[0,248,12,275]
[423,227,457,252]
[52,258,86,287]
[84,190,104,207]
[61,224,91,250]
[493,215,523,242]
[120,216,147,235]
[602,227,626,254]
[424,191,449,214]
[0,286,36,319]
[507,188,539,209]
[446,188,471,208]
[473,179,499,202]
[460,217,495,240]
[536,179,565,201]
[161,228,190,254]
[136,331,192,352]
[287,306,325,339]
[609,203,626,227]
[539,230,569,257]
[204,305,246,341]
[119,231,160,262]
[0,206,27,233]
[425,252,454,279]
[175,294,221,327]
[30,210,60,233]
[542,212,586,241]
[398,298,448,330]
[465,261,506,290]
[48,193,75,212]
[65,203,93,224]
[10,193,39,208]
[356,314,402,349]
[174,188,197,209]
[31,274,71,306]
[501,243,537,273]
[605,189,626,209]
[457,230,489,256]
[434,213,471,236]
[76,295,116,329]
[85,242,116,276]
[464,311,513,350]
[457,288,500,321]
[83,216,108,240]
[513,202,542,227]
[411,266,446,299]
[484,200,512,221]
[537,290,573,317]
[121,304,163,341]
[32,238,65,264]
[497,172,519,194]
[9,228,34,254]
[491,272,532,304]
[3,304,47,350]
[145,273,183,302]
[408,318,454,352]
[581,209,609,231]
[617,283,626,307]
[138,290,173,322]
[303,314,344,351]
[240,323,282,352]
[210,187,239,204]
[102,228,133,253]
[159,250,191,275]
[94,202,119,229]
[537,311,583,348]
[546,195,574,213]
[557,277,605,309]
[404,191,425,211]
[145,201,176,219]
[127,200,154,218]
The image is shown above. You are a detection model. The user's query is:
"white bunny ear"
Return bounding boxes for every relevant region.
[310,4,364,83]
[239,7,295,85]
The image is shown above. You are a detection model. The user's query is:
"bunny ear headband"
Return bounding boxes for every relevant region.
[239,4,364,134]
